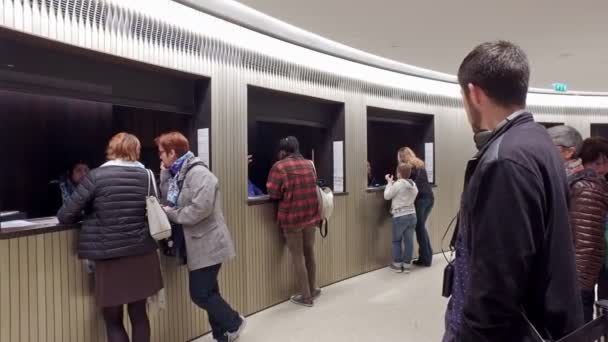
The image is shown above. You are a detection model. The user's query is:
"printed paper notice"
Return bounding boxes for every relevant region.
[197,128,210,167]
[333,141,344,192]
[424,142,434,183]
[1,220,33,228]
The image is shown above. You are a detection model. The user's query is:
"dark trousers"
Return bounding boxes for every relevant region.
[189,264,241,340]
[414,197,434,265]
[284,226,317,301]
[598,266,608,300]
[581,289,595,323]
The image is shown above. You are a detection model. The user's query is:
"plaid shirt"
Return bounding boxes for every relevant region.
[266,156,320,229]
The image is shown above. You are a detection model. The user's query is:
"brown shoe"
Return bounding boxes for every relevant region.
[290,294,313,307]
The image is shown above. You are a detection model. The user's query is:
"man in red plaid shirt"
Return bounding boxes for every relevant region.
[266,136,321,307]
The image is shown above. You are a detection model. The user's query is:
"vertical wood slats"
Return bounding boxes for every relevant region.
[0,231,213,342]
[3,47,608,342]
[4,1,608,342]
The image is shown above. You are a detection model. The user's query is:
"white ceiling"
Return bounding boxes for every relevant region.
[235,0,608,92]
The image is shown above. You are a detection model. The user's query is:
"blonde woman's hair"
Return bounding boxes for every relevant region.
[398,147,424,169]
[106,132,141,161]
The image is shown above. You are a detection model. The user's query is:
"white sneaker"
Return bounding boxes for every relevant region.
[403,263,412,273]
[225,315,246,342]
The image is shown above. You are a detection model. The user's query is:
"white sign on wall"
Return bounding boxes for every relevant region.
[424,142,434,183]
[197,128,210,166]
[333,141,344,193]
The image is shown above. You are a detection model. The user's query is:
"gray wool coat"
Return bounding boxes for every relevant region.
[161,156,236,271]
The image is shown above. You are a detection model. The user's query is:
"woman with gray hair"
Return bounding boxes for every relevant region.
[547,125,584,176]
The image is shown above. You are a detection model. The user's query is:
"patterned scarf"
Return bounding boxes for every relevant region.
[565,158,584,178]
[166,151,194,206]
[59,177,77,204]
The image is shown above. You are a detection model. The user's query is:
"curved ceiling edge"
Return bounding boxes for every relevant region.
[174,0,608,97]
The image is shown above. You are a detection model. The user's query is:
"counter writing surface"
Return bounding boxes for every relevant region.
[0,216,78,239]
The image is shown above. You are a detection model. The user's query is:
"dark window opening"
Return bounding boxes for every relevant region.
[0,33,211,223]
[247,86,345,199]
[590,124,608,139]
[367,107,435,188]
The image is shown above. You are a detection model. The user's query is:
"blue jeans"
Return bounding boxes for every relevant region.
[415,197,434,265]
[392,214,417,264]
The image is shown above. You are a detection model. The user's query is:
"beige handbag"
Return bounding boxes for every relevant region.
[310,161,334,238]
[146,169,172,241]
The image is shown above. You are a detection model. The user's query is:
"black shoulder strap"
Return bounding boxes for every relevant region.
[319,219,328,238]
[177,161,208,190]
[186,161,208,173]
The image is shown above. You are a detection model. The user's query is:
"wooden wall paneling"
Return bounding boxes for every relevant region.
[7,8,608,341]
[59,232,70,342]
[330,198,349,283]
[213,65,250,318]
[74,233,85,342]
[365,193,393,271]
[42,234,55,342]
[67,231,77,342]
[8,238,19,341]
[245,204,294,314]
[27,236,38,342]
[51,232,62,342]
[36,235,47,342]
[18,237,29,342]
[345,97,371,277]
[0,239,10,342]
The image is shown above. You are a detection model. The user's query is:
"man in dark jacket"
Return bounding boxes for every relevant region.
[567,137,608,322]
[443,41,583,341]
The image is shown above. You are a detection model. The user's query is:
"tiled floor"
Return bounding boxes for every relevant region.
[195,255,449,342]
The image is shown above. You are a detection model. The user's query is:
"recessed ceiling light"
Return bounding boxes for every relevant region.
[558,53,574,59]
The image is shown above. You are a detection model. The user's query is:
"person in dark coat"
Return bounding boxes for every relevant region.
[398,147,434,266]
[58,132,162,342]
[443,41,583,342]
[567,137,608,322]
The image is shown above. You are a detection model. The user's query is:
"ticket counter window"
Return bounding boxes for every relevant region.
[591,124,608,138]
[0,36,211,224]
[247,86,345,201]
[367,107,435,190]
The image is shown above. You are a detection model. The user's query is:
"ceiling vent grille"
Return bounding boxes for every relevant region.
[4,0,608,114]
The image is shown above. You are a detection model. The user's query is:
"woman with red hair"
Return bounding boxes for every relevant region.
[156,131,245,342]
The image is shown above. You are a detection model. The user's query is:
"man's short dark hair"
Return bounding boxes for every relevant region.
[278,136,300,154]
[458,40,530,107]
[579,137,608,165]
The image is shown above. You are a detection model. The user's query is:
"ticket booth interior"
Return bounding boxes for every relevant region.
[247,86,345,198]
[367,107,435,188]
[0,33,210,221]
[591,124,608,138]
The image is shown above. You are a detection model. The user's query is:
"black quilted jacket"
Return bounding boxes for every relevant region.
[57,165,158,260]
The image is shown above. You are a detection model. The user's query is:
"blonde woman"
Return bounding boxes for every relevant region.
[398,147,434,267]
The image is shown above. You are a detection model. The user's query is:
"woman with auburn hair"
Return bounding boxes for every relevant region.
[156,131,245,342]
[58,132,163,342]
[398,147,435,267]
